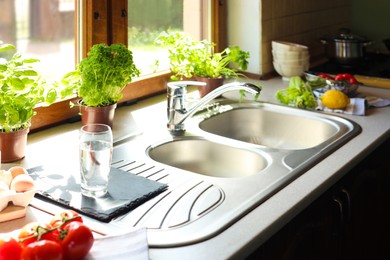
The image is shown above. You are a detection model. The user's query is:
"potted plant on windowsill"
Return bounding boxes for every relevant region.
[155,31,250,97]
[61,43,140,127]
[0,42,64,163]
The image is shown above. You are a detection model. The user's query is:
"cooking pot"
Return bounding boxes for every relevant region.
[321,28,372,64]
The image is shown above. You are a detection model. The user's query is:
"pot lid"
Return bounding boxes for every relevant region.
[325,28,369,43]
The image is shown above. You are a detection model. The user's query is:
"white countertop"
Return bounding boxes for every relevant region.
[1,77,389,259]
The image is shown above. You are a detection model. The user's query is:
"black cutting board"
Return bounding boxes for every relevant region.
[28,165,168,222]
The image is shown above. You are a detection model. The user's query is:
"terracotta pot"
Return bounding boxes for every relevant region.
[79,102,117,128]
[195,77,225,97]
[0,127,30,163]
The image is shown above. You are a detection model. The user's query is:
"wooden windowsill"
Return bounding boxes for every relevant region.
[31,71,171,133]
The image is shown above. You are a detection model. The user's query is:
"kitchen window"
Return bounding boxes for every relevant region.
[0,0,224,131]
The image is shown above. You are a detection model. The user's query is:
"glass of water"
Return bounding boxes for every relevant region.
[79,124,113,197]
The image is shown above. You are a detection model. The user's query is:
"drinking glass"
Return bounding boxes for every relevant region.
[79,124,113,197]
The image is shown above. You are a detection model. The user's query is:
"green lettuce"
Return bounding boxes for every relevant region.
[275,76,318,109]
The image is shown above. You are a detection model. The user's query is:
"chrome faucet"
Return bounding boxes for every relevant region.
[167,81,261,134]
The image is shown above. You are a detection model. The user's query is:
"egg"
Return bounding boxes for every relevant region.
[10,174,35,192]
[0,180,9,193]
[9,166,28,178]
[0,170,13,187]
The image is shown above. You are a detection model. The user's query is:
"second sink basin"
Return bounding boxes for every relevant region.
[198,105,344,150]
[147,138,268,177]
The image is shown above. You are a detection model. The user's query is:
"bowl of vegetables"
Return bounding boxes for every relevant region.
[304,72,359,97]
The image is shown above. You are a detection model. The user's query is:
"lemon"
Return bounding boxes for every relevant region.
[320,90,350,109]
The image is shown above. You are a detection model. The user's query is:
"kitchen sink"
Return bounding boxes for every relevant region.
[198,105,342,150]
[147,138,269,177]
[111,101,361,247]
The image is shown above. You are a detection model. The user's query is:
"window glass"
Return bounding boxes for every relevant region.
[0,0,76,81]
[128,0,209,75]
[0,0,212,131]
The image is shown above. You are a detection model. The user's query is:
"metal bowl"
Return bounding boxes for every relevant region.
[304,71,359,97]
[327,80,359,96]
[304,72,327,89]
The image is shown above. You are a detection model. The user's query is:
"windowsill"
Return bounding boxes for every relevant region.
[31,71,171,132]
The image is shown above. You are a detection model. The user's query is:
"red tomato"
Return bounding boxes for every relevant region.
[318,73,334,80]
[18,222,60,247]
[335,73,354,81]
[349,77,358,84]
[335,73,345,81]
[18,222,44,247]
[0,237,23,260]
[41,228,61,244]
[49,210,83,229]
[61,221,94,260]
[21,240,63,260]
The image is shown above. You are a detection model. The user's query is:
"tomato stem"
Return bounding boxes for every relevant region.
[18,215,83,243]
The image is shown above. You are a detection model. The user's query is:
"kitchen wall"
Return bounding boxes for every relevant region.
[351,0,390,54]
[228,0,351,76]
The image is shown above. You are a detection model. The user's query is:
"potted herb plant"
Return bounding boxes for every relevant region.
[61,43,140,127]
[155,31,250,97]
[0,42,62,162]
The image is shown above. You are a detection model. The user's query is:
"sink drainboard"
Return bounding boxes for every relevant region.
[111,159,225,230]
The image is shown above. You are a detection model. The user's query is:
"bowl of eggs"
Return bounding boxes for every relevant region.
[0,166,36,222]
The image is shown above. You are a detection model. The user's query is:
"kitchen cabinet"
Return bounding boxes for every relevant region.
[248,138,390,260]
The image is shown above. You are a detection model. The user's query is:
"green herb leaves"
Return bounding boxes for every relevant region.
[0,42,60,132]
[61,43,140,107]
[155,31,250,80]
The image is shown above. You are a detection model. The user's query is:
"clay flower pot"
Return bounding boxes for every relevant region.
[0,127,30,163]
[195,77,225,97]
[79,101,117,128]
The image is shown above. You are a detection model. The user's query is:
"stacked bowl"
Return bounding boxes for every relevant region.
[272,41,310,80]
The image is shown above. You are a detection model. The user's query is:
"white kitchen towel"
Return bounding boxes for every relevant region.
[366,96,390,107]
[316,98,366,115]
[87,227,149,260]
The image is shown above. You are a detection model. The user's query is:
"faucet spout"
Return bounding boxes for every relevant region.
[167,81,261,134]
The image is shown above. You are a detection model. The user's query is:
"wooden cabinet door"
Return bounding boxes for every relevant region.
[248,193,342,260]
[248,138,390,260]
[341,138,390,259]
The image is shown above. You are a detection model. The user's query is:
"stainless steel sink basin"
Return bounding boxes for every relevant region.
[198,105,341,150]
[147,138,269,177]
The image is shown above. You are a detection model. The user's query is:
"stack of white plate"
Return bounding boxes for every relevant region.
[272,41,310,80]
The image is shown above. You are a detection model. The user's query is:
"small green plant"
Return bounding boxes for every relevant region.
[0,42,61,132]
[155,31,250,80]
[61,43,140,107]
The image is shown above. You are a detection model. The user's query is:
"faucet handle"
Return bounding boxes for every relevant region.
[167,81,207,88]
[167,81,207,94]
[167,81,207,109]
[167,81,207,134]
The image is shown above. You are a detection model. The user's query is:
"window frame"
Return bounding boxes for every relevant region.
[30,0,225,132]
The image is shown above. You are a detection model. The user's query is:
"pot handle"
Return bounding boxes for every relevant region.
[363,41,373,47]
[320,39,328,44]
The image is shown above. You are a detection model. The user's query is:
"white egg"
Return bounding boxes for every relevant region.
[8,166,28,178]
[10,174,35,192]
[0,170,13,187]
[0,180,9,193]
